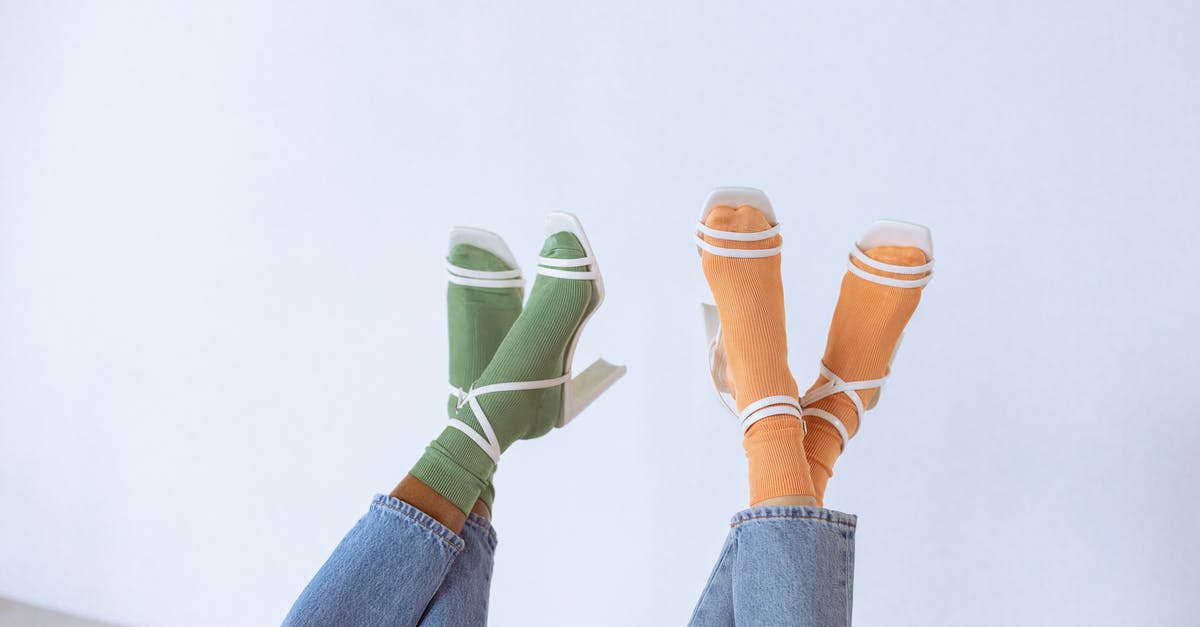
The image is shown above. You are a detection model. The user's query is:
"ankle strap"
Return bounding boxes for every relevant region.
[447,262,525,289]
[694,222,782,258]
[446,375,571,464]
[706,319,805,432]
[846,246,933,288]
[800,363,888,451]
[740,395,804,432]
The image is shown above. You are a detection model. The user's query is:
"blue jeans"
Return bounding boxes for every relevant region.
[284,496,856,626]
[688,506,857,627]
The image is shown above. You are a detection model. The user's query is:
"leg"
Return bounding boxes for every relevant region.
[405,213,621,532]
[693,190,931,624]
[687,533,736,627]
[690,188,828,625]
[688,507,856,627]
[416,228,518,624]
[695,189,817,508]
[801,220,934,504]
[285,220,621,625]
[282,496,464,627]
[418,513,499,626]
[729,506,856,626]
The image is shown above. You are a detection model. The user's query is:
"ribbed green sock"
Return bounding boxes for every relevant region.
[410,232,595,514]
[445,243,522,512]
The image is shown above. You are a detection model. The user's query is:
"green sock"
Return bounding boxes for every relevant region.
[445,243,522,512]
[410,232,594,514]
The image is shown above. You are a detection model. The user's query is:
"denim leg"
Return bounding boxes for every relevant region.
[730,506,857,627]
[283,495,465,627]
[418,513,498,626]
[687,532,737,627]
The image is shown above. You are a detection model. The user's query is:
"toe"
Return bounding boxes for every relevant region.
[705,205,773,234]
[540,232,587,261]
[862,245,929,267]
[450,244,513,271]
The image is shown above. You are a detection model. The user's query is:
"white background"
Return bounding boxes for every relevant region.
[2,2,1198,625]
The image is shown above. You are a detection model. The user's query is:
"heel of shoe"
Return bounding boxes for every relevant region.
[702,303,720,343]
[559,358,627,427]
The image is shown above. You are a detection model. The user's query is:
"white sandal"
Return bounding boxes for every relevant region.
[800,220,934,451]
[446,213,627,464]
[696,187,804,432]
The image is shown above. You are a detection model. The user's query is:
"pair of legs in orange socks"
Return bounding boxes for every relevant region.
[697,187,934,508]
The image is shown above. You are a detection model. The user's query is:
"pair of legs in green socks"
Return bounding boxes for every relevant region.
[394,213,626,533]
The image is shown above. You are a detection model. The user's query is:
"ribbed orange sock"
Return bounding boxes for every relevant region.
[699,205,814,505]
[803,244,931,504]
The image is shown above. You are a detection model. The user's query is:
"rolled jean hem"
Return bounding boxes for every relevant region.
[731,505,858,529]
[371,494,465,553]
[464,512,499,551]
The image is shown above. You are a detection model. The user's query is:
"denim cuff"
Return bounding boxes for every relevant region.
[463,512,499,552]
[371,494,465,552]
[731,505,858,529]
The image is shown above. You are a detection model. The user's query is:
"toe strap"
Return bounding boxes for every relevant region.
[846,246,933,288]
[694,221,783,258]
[536,255,599,280]
[447,262,525,289]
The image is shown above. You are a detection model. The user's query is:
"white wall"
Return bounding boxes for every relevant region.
[2,2,1198,625]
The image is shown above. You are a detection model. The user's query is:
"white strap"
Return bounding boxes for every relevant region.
[696,222,780,241]
[801,407,850,452]
[849,247,933,275]
[466,374,571,398]
[447,263,525,289]
[708,322,805,431]
[448,274,526,289]
[448,418,500,464]
[694,221,782,258]
[693,235,782,258]
[845,247,933,289]
[445,375,571,464]
[799,363,889,450]
[536,255,597,280]
[446,262,522,280]
[739,395,804,431]
[537,267,599,280]
[537,255,594,268]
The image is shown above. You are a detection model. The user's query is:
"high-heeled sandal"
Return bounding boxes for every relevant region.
[800,220,934,450]
[696,187,805,432]
[446,213,627,464]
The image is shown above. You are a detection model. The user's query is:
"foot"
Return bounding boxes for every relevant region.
[803,223,934,504]
[410,229,596,514]
[469,230,595,443]
[697,192,815,506]
[445,228,524,514]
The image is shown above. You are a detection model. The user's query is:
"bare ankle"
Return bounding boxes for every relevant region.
[391,475,468,534]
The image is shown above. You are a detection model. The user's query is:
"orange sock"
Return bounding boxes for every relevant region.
[803,241,932,505]
[699,204,814,505]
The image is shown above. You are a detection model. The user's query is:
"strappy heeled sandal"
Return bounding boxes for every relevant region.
[446,213,627,464]
[696,187,804,432]
[800,220,934,450]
